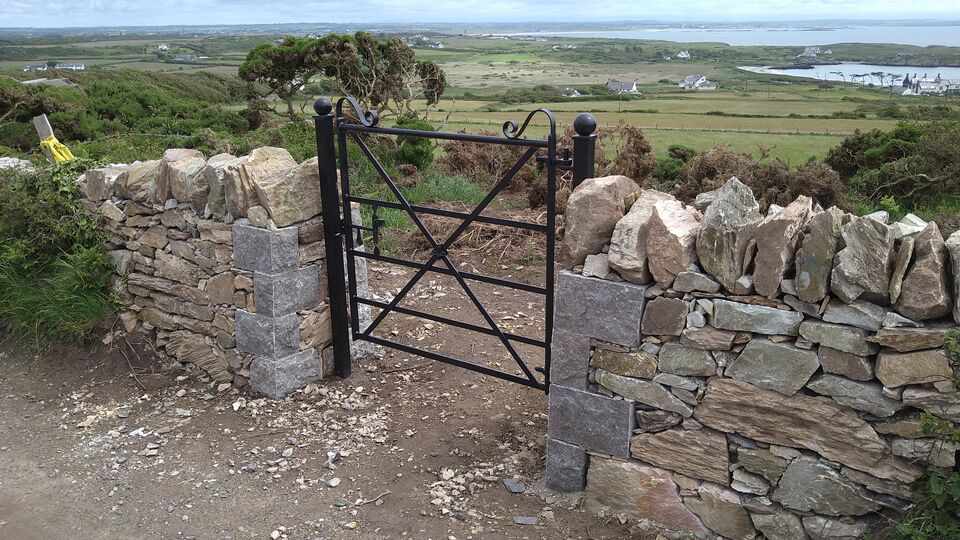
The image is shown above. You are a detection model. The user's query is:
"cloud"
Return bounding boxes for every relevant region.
[2,0,959,27]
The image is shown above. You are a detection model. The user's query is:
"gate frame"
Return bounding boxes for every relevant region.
[313,97,596,392]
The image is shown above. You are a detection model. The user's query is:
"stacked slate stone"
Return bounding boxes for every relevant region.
[548,175,959,539]
[81,147,334,397]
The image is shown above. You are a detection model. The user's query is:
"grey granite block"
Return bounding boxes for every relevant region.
[232,222,299,274]
[250,348,321,399]
[254,265,320,317]
[550,329,591,389]
[548,384,635,459]
[546,438,588,492]
[554,270,647,347]
[235,310,299,358]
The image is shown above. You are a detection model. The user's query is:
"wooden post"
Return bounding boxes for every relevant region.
[33,114,55,163]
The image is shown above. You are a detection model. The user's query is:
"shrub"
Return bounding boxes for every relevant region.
[0,162,116,344]
[672,144,844,212]
[394,114,436,170]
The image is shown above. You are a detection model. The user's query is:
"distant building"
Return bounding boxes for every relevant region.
[552,44,578,51]
[23,64,48,73]
[797,46,822,58]
[902,73,957,96]
[54,63,85,71]
[679,75,717,90]
[172,54,199,64]
[676,50,691,59]
[157,43,169,51]
[563,88,583,98]
[607,81,639,94]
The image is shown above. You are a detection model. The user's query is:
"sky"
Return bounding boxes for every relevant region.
[2,0,960,28]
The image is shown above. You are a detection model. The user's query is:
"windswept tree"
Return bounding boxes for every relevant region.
[306,32,447,119]
[239,37,318,121]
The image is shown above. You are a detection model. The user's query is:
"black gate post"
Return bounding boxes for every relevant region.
[571,113,597,190]
[313,98,352,378]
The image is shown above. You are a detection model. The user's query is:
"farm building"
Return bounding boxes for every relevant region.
[679,74,718,90]
[22,64,48,73]
[607,81,639,94]
[54,63,85,71]
[676,50,691,59]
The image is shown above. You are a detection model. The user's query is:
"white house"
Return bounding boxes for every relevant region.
[54,63,85,71]
[157,43,169,52]
[23,64,48,73]
[563,88,583,98]
[607,81,639,94]
[797,46,821,58]
[676,50,691,59]
[679,75,716,90]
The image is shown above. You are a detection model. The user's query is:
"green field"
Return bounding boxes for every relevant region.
[5,31,960,163]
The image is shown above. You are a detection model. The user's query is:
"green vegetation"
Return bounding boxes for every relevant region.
[826,121,960,224]
[0,161,116,345]
[894,330,960,540]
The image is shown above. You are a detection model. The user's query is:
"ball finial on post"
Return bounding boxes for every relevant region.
[313,97,333,116]
[573,113,597,136]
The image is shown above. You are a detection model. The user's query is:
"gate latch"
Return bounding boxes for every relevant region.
[349,206,386,256]
[536,146,574,170]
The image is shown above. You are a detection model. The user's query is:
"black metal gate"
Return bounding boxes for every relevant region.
[313,96,596,392]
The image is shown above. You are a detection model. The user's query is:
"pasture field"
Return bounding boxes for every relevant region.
[5,31,959,163]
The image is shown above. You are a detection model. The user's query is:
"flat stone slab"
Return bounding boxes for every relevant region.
[640,296,686,336]
[595,369,693,417]
[554,270,647,347]
[712,299,803,336]
[726,339,820,395]
[806,374,903,417]
[590,349,657,379]
[630,427,729,484]
[658,342,716,376]
[799,320,879,356]
[250,348,321,399]
[548,384,634,458]
[549,329,591,389]
[545,438,587,492]
[585,457,708,536]
[876,349,953,388]
[771,458,880,516]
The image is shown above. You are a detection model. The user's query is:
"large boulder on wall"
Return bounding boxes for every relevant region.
[224,147,298,219]
[560,175,641,268]
[695,177,763,293]
[163,148,208,212]
[608,189,676,284]
[254,157,324,228]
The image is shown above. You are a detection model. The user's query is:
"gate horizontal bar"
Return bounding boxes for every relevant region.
[350,249,547,295]
[355,334,545,390]
[338,123,550,148]
[349,196,548,233]
[355,297,546,348]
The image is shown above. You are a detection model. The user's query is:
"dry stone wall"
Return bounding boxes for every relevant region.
[81,147,346,398]
[547,176,959,539]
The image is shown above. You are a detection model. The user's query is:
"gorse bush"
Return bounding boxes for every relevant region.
[0,161,116,344]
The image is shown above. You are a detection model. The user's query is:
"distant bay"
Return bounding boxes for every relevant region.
[521,25,960,47]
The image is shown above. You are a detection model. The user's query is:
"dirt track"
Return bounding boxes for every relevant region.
[0,258,636,540]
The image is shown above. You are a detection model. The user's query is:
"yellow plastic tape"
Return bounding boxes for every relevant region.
[39,134,75,164]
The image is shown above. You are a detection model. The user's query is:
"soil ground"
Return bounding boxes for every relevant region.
[0,231,639,540]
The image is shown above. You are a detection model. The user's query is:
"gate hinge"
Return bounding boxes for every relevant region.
[536,147,573,170]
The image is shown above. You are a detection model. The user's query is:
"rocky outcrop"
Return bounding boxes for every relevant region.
[696,177,763,292]
[561,175,640,267]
